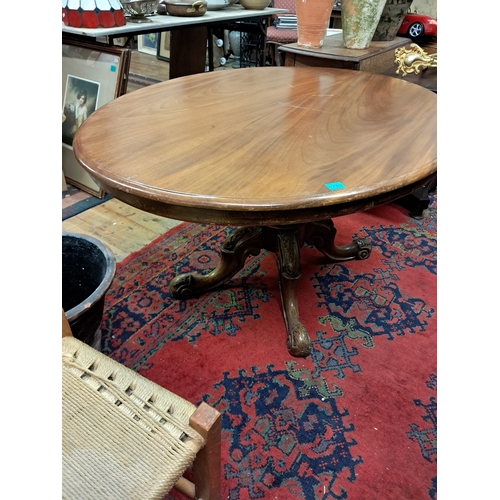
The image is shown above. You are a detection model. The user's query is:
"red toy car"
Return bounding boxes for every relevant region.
[398,13,437,39]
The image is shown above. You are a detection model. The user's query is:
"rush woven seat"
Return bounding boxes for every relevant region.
[62,335,221,499]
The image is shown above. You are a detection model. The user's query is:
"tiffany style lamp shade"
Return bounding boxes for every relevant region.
[62,0,126,28]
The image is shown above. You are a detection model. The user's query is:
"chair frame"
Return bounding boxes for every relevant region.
[62,311,221,500]
[266,0,298,66]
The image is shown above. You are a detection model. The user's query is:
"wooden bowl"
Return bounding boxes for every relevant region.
[164,0,207,16]
[239,0,270,9]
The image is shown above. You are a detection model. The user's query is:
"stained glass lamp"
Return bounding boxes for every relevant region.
[62,0,126,28]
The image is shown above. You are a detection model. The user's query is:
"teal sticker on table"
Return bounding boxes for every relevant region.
[325,182,346,191]
[110,65,117,72]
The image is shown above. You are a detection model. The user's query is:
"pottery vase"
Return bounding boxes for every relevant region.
[341,0,386,49]
[229,30,241,68]
[296,0,336,49]
[372,0,413,41]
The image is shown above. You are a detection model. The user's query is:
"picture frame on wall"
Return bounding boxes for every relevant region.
[138,33,159,56]
[62,38,130,197]
[157,31,170,62]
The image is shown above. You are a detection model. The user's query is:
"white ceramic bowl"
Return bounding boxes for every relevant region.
[206,0,229,10]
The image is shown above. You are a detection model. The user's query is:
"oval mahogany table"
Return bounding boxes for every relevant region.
[73,66,437,357]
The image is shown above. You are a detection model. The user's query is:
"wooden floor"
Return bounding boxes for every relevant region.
[62,199,181,262]
[129,50,172,82]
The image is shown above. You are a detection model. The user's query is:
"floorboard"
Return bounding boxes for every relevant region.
[62,199,182,262]
[129,50,171,82]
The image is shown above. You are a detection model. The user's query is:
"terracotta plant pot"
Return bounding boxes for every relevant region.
[341,0,386,49]
[372,0,413,41]
[296,0,336,49]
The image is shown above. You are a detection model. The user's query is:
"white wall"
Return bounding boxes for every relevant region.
[410,0,437,19]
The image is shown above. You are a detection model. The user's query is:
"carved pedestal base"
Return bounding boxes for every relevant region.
[170,220,371,357]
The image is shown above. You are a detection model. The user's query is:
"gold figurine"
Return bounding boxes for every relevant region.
[394,43,437,77]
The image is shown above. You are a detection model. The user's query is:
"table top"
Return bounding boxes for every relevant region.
[62,5,287,38]
[73,67,437,226]
[279,32,409,62]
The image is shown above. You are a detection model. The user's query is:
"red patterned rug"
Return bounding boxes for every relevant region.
[100,196,437,500]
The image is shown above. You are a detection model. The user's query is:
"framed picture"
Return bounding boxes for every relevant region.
[62,75,99,148]
[157,31,170,62]
[138,33,159,56]
[62,39,130,197]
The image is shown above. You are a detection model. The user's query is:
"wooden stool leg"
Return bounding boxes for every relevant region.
[62,309,73,338]
[174,402,221,500]
[275,45,283,66]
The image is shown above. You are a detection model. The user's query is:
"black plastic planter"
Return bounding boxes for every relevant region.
[62,233,116,350]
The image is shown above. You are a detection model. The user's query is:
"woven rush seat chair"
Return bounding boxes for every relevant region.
[62,333,221,500]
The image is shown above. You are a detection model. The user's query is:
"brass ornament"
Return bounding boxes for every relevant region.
[395,43,437,77]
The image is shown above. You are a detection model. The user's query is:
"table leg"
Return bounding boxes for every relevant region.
[170,220,371,358]
[169,27,207,79]
[303,219,371,261]
[169,226,263,299]
[393,174,437,218]
[274,221,370,357]
[275,227,311,357]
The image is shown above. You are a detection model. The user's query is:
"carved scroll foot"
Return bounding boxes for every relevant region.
[287,324,311,358]
[169,226,263,299]
[303,219,371,262]
[276,227,311,357]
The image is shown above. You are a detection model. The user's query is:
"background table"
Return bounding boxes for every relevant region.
[280,32,408,74]
[62,5,287,78]
[73,67,437,357]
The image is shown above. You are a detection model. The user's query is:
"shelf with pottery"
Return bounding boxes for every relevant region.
[280,0,419,74]
[62,4,287,39]
[63,4,288,79]
[280,31,409,74]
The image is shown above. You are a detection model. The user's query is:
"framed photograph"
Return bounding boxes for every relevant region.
[62,39,130,197]
[138,33,159,56]
[157,31,170,62]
